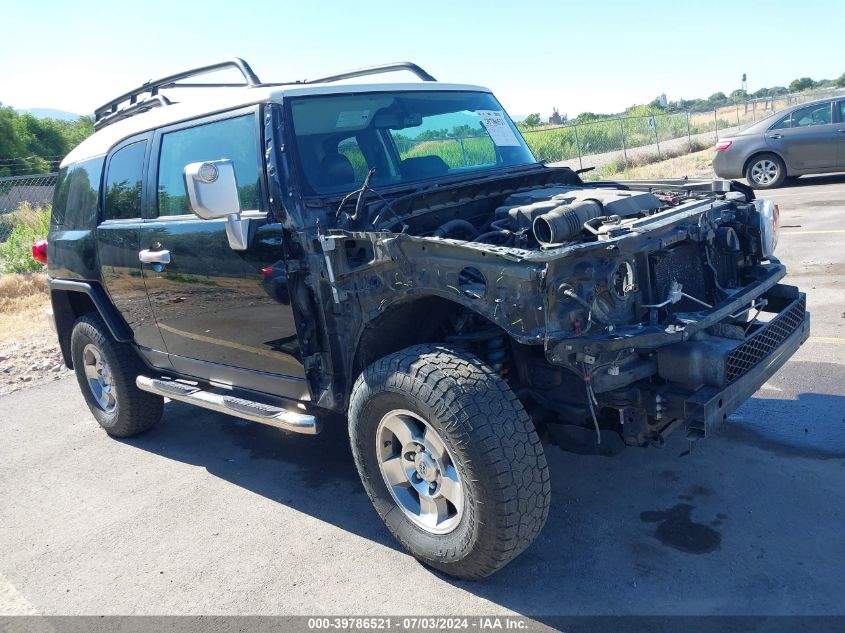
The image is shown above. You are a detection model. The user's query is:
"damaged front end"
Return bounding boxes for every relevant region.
[310,170,809,452]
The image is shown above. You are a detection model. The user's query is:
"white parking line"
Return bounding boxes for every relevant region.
[808,337,845,345]
[781,229,845,235]
[0,572,38,615]
[767,188,845,198]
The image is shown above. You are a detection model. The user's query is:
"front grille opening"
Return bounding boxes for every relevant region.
[725,297,806,383]
[648,245,714,312]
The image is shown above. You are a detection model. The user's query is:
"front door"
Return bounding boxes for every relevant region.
[766,101,839,171]
[837,101,845,169]
[139,108,307,396]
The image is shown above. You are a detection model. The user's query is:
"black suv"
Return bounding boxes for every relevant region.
[46,59,809,579]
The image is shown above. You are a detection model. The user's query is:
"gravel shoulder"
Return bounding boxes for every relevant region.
[0,273,70,396]
[0,330,69,396]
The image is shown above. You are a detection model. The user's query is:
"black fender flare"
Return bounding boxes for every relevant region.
[49,279,133,367]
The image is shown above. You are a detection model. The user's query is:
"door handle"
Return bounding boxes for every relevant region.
[139,249,171,264]
[768,133,783,139]
[838,129,845,134]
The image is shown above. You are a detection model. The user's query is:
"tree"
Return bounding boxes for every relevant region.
[708,92,728,104]
[730,89,747,100]
[0,104,93,176]
[522,113,541,127]
[836,73,845,88]
[788,77,816,93]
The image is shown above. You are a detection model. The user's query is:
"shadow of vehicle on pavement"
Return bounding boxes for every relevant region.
[123,390,845,616]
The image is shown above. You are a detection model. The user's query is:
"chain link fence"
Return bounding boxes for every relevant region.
[0,174,58,214]
[522,87,845,175]
[1,87,843,210]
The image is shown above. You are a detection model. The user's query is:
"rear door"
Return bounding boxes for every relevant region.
[139,107,307,398]
[766,101,839,171]
[97,134,169,356]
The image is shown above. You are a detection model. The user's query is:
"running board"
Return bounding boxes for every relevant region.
[136,376,321,435]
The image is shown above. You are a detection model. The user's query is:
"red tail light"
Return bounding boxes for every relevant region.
[32,239,48,265]
[714,140,733,151]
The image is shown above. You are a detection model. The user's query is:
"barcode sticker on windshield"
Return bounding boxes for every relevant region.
[476,110,520,146]
[336,110,370,128]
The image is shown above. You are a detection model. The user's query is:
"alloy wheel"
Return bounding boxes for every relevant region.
[750,159,779,185]
[82,343,116,412]
[376,409,464,534]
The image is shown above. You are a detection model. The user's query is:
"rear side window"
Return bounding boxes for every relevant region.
[157,115,260,217]
[51,157,103,228]
[104,141,147,221]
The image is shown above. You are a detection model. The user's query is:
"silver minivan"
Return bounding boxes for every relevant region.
[713,97,845,188]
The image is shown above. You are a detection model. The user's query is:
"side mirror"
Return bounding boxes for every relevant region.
[183,159,249,251]
[184,159,240,220]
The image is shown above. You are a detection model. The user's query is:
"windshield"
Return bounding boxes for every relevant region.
[287,91,537,196]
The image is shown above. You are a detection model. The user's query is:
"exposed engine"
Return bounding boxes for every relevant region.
[326,174,792,453]
[380,183,733,254]
[430,186,663,249]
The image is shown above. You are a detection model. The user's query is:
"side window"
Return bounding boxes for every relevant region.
[50,166,70,226]
[104,141,146,221]
[52,157,103,228]
[769,114,791,130]
[791,103,832,128]
[157,115,260,217]
[839,101,845,123]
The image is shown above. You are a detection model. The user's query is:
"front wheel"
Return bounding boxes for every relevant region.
[348,344,550,579]
[745,153,786,189]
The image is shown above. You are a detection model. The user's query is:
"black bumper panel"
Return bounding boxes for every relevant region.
[679,294,809,434]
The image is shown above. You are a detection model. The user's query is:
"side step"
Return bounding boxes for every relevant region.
[136,376,321,435]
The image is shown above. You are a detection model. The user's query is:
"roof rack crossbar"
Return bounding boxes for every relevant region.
[94,58,261,129]
[92,59,438,131]
[303,62,436,84]
[95,95,172,130]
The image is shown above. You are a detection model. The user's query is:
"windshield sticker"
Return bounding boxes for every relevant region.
[336,109,371,129]
[476,110,520,146]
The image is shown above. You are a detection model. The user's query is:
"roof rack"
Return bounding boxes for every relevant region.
[302,62,436,85]
[93,58,437,131]
[94,58,262,130]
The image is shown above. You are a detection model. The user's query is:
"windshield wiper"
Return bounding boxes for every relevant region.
[335,168,376,227]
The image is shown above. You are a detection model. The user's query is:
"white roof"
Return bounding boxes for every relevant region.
[62,82,492,167]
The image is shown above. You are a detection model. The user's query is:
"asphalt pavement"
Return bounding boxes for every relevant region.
[1,176,843,621]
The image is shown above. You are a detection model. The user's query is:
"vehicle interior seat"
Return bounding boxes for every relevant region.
[319,153,356,188]
[399,156,450,180]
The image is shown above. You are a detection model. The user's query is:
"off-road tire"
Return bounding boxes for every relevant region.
[745,153,786,189]
[348,344,550,579]
[70,314,163,437]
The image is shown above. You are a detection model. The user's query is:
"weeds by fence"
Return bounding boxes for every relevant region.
[0,203,51,273]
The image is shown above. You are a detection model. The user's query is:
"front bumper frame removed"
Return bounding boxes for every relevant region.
[661,285,810,436]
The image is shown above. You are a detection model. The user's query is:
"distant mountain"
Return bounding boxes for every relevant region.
[16,108,82,121]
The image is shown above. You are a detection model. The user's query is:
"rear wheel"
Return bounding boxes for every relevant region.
[348,344,550,579]
[745,153,786,189]
[70,314,163,437]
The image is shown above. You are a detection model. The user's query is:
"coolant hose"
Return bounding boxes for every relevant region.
[433,219,477,238]
[533,199,604,245]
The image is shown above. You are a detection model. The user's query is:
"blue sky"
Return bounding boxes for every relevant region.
[2,0,842,119]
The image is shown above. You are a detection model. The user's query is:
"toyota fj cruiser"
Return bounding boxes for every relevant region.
[46,59,809,579]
